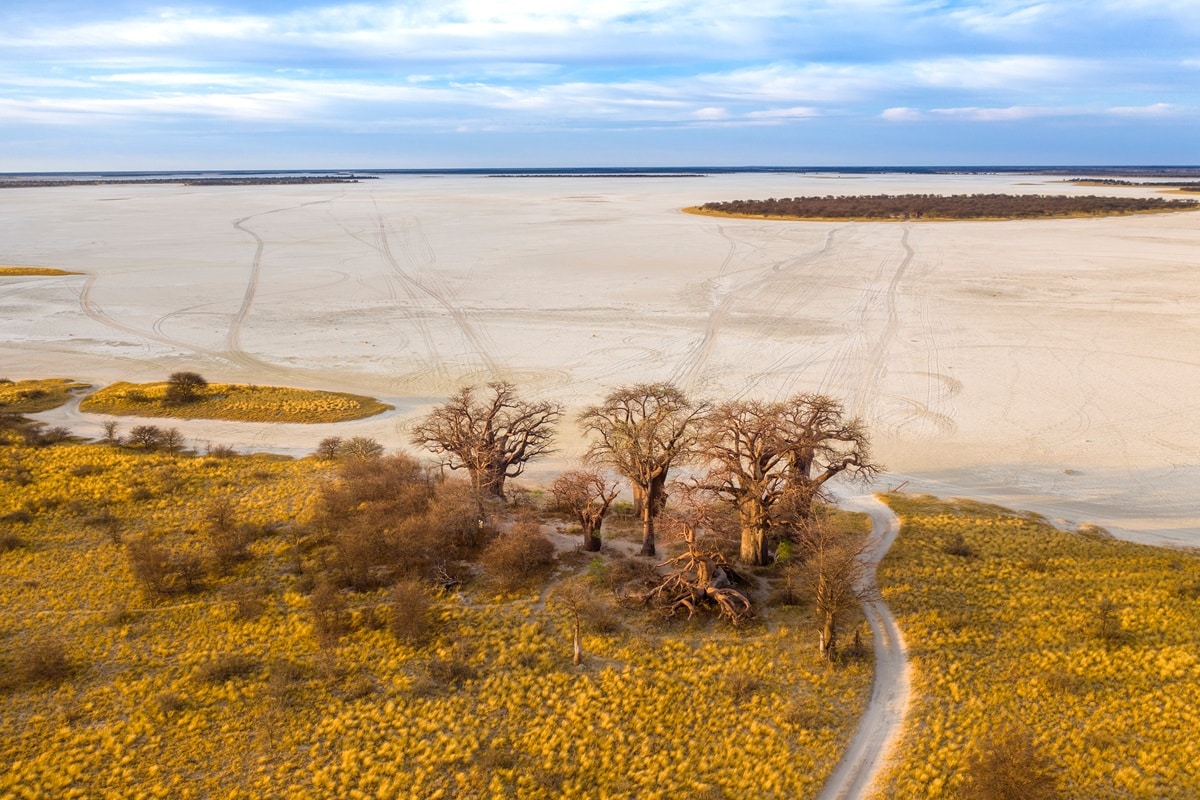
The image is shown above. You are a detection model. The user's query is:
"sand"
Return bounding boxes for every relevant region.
[3,172,1199,547]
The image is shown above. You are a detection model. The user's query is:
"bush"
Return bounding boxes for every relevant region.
[960,724,1062,800]
[388,579,434,645]
[480,522,556,591]
[340,436,384,460]
[310,581,350,650]
[195,653,260,684]
[126,536,205,597]
[3,635,74,690]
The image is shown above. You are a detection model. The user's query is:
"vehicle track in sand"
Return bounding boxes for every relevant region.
[670,225,848,393]
[816,494,910,800]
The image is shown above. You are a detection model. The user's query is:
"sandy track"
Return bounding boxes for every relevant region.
[816,494,909,800]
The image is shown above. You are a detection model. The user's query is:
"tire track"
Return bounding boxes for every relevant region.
[372,212,500,379]
[671,226,848,393]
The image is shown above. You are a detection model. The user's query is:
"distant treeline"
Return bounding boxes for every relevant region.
[0,176,376,189]
[1067,178,1200,191]
[696,193,1199,220]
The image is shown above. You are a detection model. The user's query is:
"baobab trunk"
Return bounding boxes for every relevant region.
[738,503,770,566]
[581,521,602,552]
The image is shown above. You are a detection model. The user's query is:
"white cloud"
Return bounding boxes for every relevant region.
[881,107,923,121]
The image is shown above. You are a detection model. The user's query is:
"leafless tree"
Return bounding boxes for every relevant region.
[643,486,752,625]
[793,515,874,661]
[778,393,879,521]
[696,400,793,566]
[410,382,561,500]
[577,383,707,557]
[550,470,620,552]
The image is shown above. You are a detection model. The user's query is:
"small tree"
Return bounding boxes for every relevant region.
[549,578,593,666]
[128,425,164,449]
[340,436,384,460]
[164,371,208,405]
[411,382,561,500]
[550,470,619,552]
[793,515,874,661]
[578,383,706,557]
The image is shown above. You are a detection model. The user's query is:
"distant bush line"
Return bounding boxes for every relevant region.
[690,193,1199,220]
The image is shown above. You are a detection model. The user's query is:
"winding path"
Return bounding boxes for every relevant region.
[816,494,910,800]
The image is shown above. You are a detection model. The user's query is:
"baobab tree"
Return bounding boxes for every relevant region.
[550,470,620,552]
[778,393,879,520]
[696,400,793,566]
[577,383,706,557]
[410,382,561,500]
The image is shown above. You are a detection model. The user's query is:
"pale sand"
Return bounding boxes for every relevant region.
[3,173,1199,547]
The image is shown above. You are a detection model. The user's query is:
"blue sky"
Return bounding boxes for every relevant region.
[1,0,1197,170]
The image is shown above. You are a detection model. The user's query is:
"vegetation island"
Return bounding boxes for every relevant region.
[0,266,82,276]
[3,376,1198,799]
[685,193,1199,221]
[79,373,393,424]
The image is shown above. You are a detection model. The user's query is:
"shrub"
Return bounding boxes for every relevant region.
[388,579,434,645]
[479,522,556,591]
[340,436,384,460]
[0,530,25,552]
[4,635,74,690]
[195,653,260,684]
[310,581,350,650]
[960,724,1062,800]
[942,533,976,558]
[425,646,478,689]
[126,536,205,597]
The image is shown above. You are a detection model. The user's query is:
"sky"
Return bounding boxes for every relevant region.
[1,0,1198,170]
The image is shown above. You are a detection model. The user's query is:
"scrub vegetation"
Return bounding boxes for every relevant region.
[875,494,1200,799]
[0,410,872,799]
[686,193,1198,221]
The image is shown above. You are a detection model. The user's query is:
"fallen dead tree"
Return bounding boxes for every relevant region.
[641,528,753,625]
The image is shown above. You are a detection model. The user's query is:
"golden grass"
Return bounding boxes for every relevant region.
[875,494,1200,799]
[0,378,91,413]
[80,382,392,424]
[0,441,871,799]
[0,266,81,276]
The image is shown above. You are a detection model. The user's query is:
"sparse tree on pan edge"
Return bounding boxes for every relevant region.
[410,381,561,501]
[777,393,880,522]
[577,382,707,558]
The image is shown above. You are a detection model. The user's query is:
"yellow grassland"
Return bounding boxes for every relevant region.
[876,494,1200,799]
[0,441,871,799]
[0,378,92,413]
[80,382,393,423]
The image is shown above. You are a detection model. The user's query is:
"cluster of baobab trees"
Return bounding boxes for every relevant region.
[410,380,878,568]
